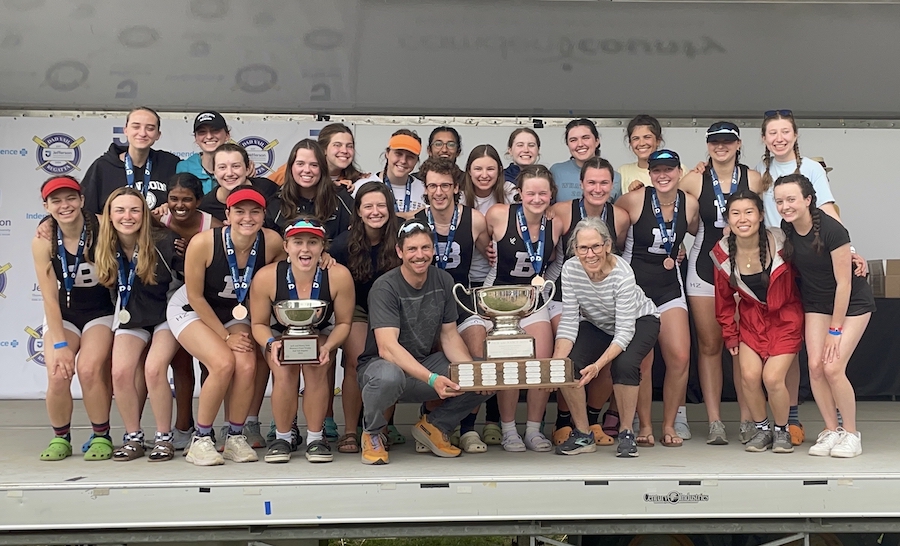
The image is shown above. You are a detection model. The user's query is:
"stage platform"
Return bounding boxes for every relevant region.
[2,401,900,544]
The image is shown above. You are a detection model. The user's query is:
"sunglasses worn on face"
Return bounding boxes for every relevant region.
[764,109,793,118]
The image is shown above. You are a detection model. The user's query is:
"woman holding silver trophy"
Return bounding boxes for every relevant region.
[249,218,355,464]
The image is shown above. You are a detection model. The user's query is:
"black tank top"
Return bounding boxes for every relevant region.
[495,205,554,285]
[624,189,687,305]
[51,237,114,322]
[119,232,180,329]
[203,227,267,324]
[695,164,750,284]
[414,205,474,286]
[561,199,618,257]
[272,260,335,333]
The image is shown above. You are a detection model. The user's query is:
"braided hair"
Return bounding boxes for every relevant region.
[774,173,822,262]
[725,190,769,289]
[760,112,802,192]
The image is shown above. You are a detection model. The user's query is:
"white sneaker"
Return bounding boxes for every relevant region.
[173,427,194,451]
[830,429,862,458]
[459,431,487,453]
[223,434,259,463]
[185,435,224,466]
[808,429,844,457]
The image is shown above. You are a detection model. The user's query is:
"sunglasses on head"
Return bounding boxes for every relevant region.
[288,218,324,229]
[650,151,676,160]
[708,122,738,132]
[398,221,429,237]
[764,109,793,118]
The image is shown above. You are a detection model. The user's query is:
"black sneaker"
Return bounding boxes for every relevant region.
[305,439,333,463]
[617,430,639,458]
[554,429,597,455]
[290,418,303,452]
[265,439,292,463]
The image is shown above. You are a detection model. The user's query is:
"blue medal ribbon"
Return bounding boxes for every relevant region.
[224,226,261,307]
[649,188,679,259]
[116,244,139,312]
[579,198,608,223]
[516,204,547,276]
[709,166,738,218]
[286,264,322,300]
[124,153,152,200]
[57,222,87,308]
[425,205,459,269]
[383,173,413,213]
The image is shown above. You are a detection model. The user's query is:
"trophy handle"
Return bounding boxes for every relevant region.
[453,283,479,316]
[532,279,556,315]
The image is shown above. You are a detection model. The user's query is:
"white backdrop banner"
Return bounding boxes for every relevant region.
[0,114,328,399]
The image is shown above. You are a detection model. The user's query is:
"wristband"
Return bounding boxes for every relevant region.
[427,372,439,387]
[265,337,275,353]
[53,341,68,349]
[828,327,842,336]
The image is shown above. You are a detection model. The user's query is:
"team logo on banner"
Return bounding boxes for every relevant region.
[24,324,45,367]
[238,136,279,177]
[34,133,85,175]
[0,262,10,298]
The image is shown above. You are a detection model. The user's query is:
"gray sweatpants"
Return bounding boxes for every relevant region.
[358,352,490,434]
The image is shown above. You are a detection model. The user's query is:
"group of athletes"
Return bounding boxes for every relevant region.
[32,107,874,467]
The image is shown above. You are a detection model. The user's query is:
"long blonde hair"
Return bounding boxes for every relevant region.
[95,187,159,287]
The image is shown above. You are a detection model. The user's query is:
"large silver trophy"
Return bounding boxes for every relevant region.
[273,300,328,365]
[453,281,555,360]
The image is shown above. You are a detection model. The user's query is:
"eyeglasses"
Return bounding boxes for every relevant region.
[764,109,793,118]
[398,221,429,237]
[431,141,458,150]
[425,183,454,192]
[575,243,605,256]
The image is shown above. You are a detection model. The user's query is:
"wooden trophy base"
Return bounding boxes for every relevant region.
[449,358,577,391]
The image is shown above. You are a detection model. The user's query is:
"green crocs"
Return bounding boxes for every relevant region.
[84,436,113,461]
[387,424,406,445]
[40,437,73,461]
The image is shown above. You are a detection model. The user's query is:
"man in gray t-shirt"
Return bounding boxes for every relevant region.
[356,220,490,465]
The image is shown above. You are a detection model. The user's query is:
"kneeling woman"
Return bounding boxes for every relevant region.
[167,187,284,466]
[32,177,115,461]
[250,218,354,464]
[712,191,803,454]
[95,187,183,461]
[552,218,660,458]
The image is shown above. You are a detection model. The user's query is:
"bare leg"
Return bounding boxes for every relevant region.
[340,321,367,435]
[658,307,691,442]
[170,348,195,430]
[689,296,724,423]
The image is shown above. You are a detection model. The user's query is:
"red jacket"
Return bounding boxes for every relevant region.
[711,228,804,360]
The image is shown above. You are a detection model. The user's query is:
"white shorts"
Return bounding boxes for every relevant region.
[114,322,170,344]
[44,315,114,338]
[517,305,551,329]
[166,285,249,341]
[657,293,688,314]
[686,246,715,298]
[458,314,488,333]
[547,300,563,320]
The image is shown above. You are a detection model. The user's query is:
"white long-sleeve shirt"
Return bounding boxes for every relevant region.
[557,255,659,350]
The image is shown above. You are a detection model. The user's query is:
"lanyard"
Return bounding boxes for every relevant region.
[710,166,738,217]
[649,188,679,257]
[383,173,412,212]
[124,153,152,199]
[57,223,87,307]
[579,199,607,223]
[286,264,322,300]
[116,244,140,310]
[516,204,547,276]
[224,226,260,306]
[426,205,459,268]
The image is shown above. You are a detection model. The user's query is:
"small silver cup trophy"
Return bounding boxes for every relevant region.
[454,281,555,360]
[272,300,328,365]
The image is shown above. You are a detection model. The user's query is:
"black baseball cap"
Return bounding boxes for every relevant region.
[648,149,681,169]
[706,121,740,142]
[193,111,227,132]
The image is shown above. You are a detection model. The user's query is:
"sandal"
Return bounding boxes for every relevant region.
[501,430,526,452]
[40,437,73,461]
[482,423,502,445]
[524,430,553,452]
[337,432,359,454]
[113,440,145,461]
[148,440,175,462]
[662,433,683,448]
[601,410,620,438]
[636,433,655,448]
[84,436,114,461]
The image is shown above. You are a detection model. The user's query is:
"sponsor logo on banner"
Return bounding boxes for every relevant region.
[0,262,10,298]
[25,211,47,221]
[34,133,84,174]
[31,281,43,302]
[644,491,710,505]
[0,218,9,237]
[238,136,279,177]
[25,324,45,366]
[0,147,28,156]
[113,126,127,147]
[0,339,19,348]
